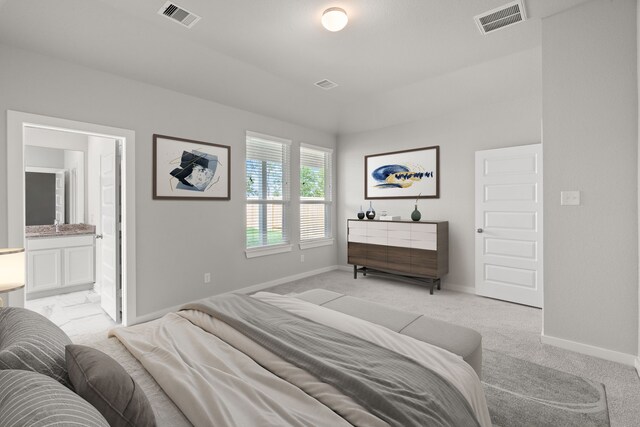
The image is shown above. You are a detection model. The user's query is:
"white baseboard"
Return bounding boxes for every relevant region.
[234,265,339,295]
[635,357,640,379]
[127,302,185,326]
[127,265,340,326]
[443,283,475,294]
[541,333,637,366]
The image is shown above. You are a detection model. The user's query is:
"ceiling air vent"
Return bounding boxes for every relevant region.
[474,0,527,35]
[158,1,201,29]
[314,79,338,90]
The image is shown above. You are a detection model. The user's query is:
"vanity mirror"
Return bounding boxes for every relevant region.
[24,146,85,226]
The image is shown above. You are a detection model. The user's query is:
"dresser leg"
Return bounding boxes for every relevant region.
[430,283,434,295]
[353,265,357,279]
[363,267,367,276]
[437,279,441,290]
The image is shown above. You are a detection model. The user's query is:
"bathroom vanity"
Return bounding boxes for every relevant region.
[25,224,96,300]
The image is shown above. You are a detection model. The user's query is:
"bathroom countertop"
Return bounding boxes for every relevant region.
[25,224,96,239]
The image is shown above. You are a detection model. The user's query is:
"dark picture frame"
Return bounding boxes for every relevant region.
[365,145,440,199]
[153,134,230,200]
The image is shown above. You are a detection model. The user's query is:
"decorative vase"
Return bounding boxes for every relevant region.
[411,204,421,221]
[366,202,376,220]
[357,205,365,220]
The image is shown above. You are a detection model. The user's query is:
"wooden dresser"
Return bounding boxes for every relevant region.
[347,219,449,294]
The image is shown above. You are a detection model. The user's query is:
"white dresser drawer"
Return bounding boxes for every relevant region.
[348,220,367,229]
[387,222,411,232]
[411,231,437,243]
[389,230,411,240]
[348,228,367,237]
[366,228,388,238]
[367,222,388,231]
[410,223,437,233]
[348,234,367,243]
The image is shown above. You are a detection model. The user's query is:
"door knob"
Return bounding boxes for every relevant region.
[476,228,483,233]
[95,234,103,239]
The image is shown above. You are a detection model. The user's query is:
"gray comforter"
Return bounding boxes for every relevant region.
[183,294,480,427]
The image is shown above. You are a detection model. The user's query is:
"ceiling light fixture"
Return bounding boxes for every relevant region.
[321,7,348,32]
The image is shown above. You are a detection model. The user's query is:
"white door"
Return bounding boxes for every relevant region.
[99,141,121,322]
[475,144,543,308]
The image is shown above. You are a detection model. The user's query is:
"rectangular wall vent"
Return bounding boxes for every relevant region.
[158,2,201,29]
[314,79,338,90]
[474,0,527,35]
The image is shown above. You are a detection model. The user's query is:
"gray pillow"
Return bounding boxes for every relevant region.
[66,344,157,427]
[0,306,72,387]
[0,369,109,427]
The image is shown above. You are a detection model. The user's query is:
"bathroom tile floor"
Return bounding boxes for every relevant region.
[25,289,116,338]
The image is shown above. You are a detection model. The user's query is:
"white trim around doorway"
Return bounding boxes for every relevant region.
[6,111,137,326]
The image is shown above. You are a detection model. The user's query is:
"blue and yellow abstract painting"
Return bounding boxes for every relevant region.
[371,164,434,189]
[366,146,439,199]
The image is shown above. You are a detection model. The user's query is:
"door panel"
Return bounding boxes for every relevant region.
[475,144,543,307]
[99,141,121,323]
[28,250,61,292]
[64,246,95,286]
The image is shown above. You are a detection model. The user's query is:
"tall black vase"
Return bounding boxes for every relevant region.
[366,202,375,220]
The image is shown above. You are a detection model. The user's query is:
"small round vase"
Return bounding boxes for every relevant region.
[357,205,365,220]
[366,202,376,220]
[411,204,421,221]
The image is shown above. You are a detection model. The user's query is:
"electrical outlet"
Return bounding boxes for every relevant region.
[560,190,581,206]
[204,273,211,284]
[300,254,305,263]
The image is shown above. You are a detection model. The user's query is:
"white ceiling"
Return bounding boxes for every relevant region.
[0,0,592,134]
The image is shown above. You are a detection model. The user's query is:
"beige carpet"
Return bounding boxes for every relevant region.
[262,270,640,427]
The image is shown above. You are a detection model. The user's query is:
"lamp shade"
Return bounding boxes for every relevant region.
[321,7,348,32]
[0,248,25,290]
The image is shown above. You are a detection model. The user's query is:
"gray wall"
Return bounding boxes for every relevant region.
[337,92,542,291]
[0,43,337,317]
[542,0,638,355]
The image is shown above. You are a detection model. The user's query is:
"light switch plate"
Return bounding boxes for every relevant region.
[560,190,580,206]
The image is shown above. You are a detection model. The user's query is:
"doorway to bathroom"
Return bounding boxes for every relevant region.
[6,111,137,336]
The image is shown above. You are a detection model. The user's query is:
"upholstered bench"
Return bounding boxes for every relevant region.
[294,289,483,378]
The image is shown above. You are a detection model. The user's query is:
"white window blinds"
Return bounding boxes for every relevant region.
[300,143,332,242]
[246,132,291,248]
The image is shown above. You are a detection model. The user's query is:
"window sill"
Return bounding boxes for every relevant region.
[299,238,334,250]
[245,244,292,259]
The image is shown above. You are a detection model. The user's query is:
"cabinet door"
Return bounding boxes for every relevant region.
[64,246,95,286]
[387,246,412,273]
[347,242,368,265]
[28,249,62,292]
[410,249,438,277]
[366,244,388,269]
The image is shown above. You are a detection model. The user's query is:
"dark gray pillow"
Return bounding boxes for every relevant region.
[0,306,72,387]
[0,369,109,427]
[66,344,157,427]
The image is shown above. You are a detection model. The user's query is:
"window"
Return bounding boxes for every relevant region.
[246,132,291,256]
[300,143,333,247]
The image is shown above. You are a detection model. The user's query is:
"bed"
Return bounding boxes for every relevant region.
[0,290,491,427]
[110,291,492,427]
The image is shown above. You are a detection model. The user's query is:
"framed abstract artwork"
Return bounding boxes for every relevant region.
[365,145,439,199]
[153,134,230,200]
